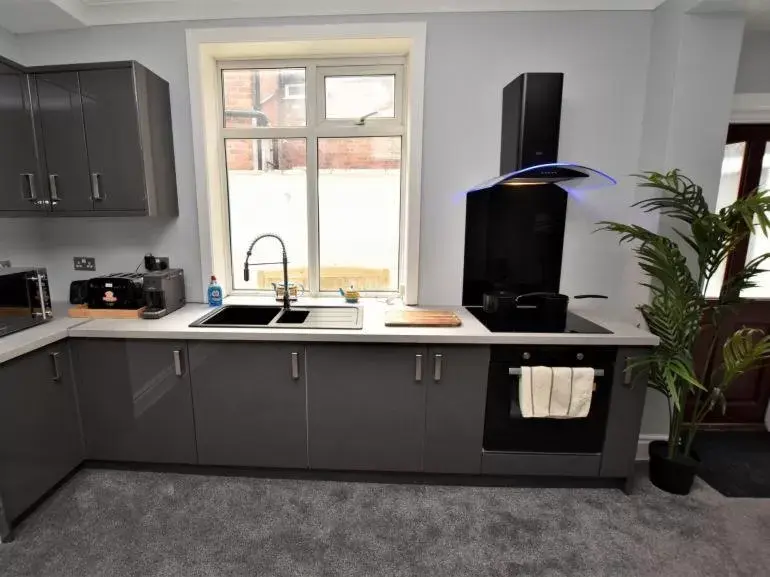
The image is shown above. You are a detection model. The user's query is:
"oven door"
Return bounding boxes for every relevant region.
[0,268,52,338]
[483,347,615,454]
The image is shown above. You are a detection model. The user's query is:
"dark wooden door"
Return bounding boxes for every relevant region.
[697,124,770,424]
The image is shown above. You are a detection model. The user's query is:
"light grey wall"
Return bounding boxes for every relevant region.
[0,26,19,62]
[13,11,653,309]
[735,30,770,94]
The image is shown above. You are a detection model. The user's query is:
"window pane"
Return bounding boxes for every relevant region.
[706,142,746,299]
[222,68,306,128]
[324,75,395,120]
[318,137,401,291]
[740,142,770,299]
[226,139,308,291]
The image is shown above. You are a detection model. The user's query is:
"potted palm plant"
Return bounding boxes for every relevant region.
[600,170,770,495]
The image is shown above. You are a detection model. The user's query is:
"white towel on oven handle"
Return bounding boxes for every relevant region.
[518,366,595,418]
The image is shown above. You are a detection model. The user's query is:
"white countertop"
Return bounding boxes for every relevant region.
[0,315,87,365]
[65,296,658,347]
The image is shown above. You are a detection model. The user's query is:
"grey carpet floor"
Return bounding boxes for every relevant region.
[1,469,769,577]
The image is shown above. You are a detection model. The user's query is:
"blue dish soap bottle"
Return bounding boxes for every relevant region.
[207,275,223,307]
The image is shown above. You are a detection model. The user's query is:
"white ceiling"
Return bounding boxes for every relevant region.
[0,0,766,35]
[0,0,669,34]
[746,0,770,29]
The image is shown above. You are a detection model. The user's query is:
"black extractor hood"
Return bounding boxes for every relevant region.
[461,72,616,306]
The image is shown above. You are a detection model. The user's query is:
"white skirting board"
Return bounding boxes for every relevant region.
[635,434,668,461]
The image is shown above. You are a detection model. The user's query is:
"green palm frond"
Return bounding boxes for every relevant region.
[719,253,770,305]
[632,170,710,224]
[600,170,770,458]
[721,189,770,236]
[719,328,770,389]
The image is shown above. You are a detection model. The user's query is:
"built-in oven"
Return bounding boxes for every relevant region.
[483,345,616,454]
[0,267,53,338]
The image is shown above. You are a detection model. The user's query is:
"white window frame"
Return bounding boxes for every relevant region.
[283,83,305,100]
[186,23,426,304]
[217,56,407,296]
[318,64,404,124]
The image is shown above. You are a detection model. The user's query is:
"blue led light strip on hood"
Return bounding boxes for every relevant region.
[464,162,617,196]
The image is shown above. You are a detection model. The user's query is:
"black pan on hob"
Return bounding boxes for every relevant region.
[481,291,607,332]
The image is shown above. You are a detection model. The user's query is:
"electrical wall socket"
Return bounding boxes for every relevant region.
[73,257,96,271]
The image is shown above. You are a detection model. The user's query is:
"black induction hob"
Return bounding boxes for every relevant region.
[465,306,612,334]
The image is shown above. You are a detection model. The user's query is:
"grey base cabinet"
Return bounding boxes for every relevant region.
[0,342,83,531]
[424,346,489,474]
[188,342,307,468]
[307,344,489,473]
[72,339,196,464]
[307,344,426,471]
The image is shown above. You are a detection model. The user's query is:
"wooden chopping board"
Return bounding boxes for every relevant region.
[68,305,146,319]
[384,309,462,327]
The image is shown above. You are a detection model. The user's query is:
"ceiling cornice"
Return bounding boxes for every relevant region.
[0,0,669,34]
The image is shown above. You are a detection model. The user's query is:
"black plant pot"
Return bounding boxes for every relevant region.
[648,440,699,495]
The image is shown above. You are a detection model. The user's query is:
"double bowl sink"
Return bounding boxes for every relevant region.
[190,304,363,330]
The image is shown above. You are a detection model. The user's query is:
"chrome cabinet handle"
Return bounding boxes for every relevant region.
[173,349,183,377]
[624,356,634,386]
[415,353,423,382]
[48,174,60,203]
[50,352,61,382]
[21,173,37,202]
[91,172,102,201]
[291,352,299,380]
[433,353,443,382]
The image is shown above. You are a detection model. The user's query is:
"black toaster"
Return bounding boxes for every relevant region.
[87,273,145,309]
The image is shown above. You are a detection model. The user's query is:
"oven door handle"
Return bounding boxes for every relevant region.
[508,367,604,377]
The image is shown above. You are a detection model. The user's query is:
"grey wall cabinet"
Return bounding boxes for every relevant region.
[34,72,94,213]
[0,57,178,217]
[188,342,308,468]
[76,64,178,215]
[423,346,489,474]
[72,339,196,464]
[307,344,427,472]
[0,342,83,528]
[0,60,45,214]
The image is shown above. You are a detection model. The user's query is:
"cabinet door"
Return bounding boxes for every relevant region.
[307,344,426,471]
[424,346,489,474]
[35,72,93,212]
[189,342,307,468]
[600,347,649,478]
[0,62,45,213]
[73,339,196,464]
[0,342,83,522]
[79,67,146,212]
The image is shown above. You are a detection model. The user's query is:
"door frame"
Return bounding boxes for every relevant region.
[732,94,770,124]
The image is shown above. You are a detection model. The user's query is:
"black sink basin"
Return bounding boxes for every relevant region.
[195,305,282,326]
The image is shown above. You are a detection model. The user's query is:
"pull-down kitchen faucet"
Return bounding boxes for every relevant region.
[243,233,291,311]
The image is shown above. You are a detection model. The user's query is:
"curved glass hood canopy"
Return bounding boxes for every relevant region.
[465,163,617,195]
